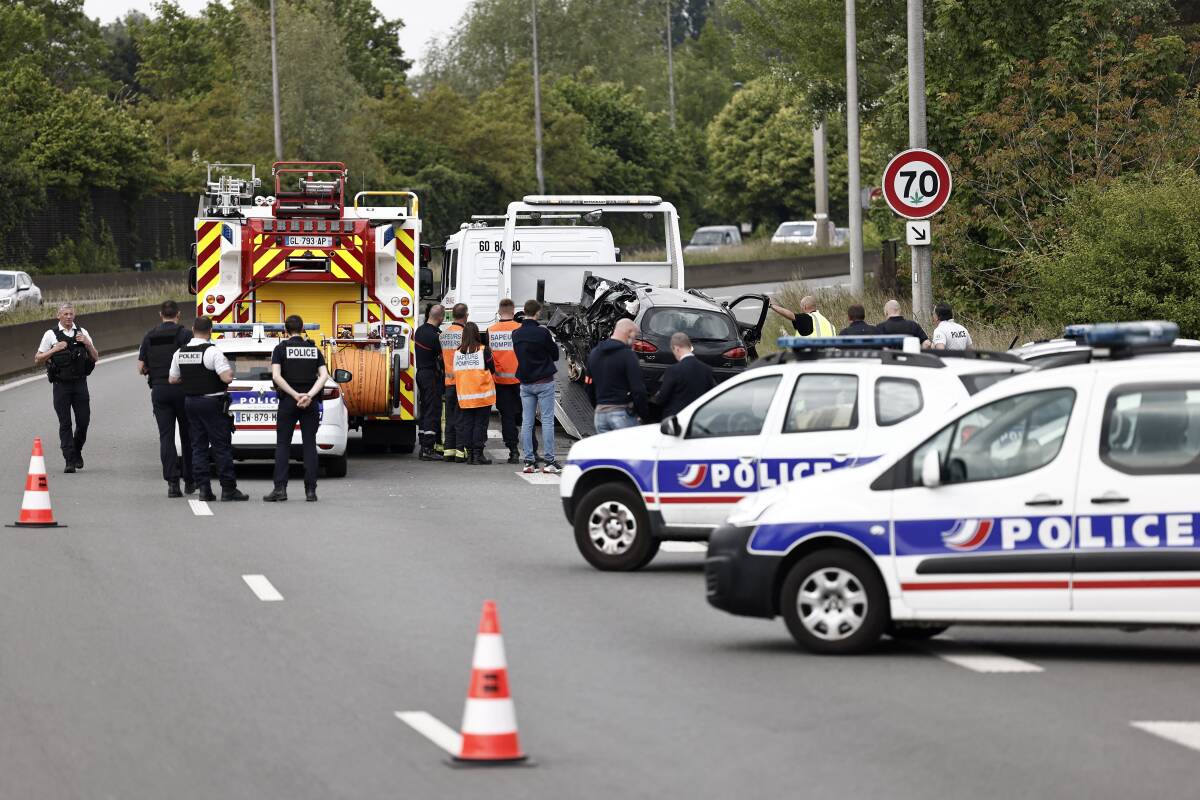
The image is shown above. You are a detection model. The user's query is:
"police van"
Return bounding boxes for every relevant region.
[560,336,1031,571]
[705,321,1200,653]
[204,323,350,477]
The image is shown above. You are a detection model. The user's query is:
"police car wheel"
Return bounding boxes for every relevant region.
[574,484,659,571]
[780,551,888,654]
[886,624,948,641]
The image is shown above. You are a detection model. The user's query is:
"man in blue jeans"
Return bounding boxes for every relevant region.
[512,299,560,474]
[588,318,649,434]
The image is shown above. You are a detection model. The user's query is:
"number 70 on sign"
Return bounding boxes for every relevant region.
[882,148,953,220]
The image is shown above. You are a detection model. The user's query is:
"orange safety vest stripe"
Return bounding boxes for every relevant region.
[489,319,521,385]
[440,322,464,386]
[455,348,496,408]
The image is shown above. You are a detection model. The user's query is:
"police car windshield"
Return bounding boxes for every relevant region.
[0,275,14,290]
[227,353,274,381]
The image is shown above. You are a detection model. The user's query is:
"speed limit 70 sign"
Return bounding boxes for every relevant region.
[882,148,952,219]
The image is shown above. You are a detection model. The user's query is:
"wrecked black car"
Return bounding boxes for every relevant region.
[547,276,769,400]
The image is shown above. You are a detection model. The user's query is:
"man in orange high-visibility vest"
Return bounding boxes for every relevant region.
[487,299,523,464]
[439,303,468,463]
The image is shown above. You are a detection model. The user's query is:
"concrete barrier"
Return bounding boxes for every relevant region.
[34,270,188,295]
[0,303,196,383]
[685,250,880,288]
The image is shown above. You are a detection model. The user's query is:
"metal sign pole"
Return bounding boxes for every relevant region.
[907,0,932,325]
[845,0,864,296]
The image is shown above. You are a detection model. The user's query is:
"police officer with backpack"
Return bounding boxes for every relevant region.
[34,303,98,473]
[168,316,248,502]
[263,315,329,503]
[136,300,194,497]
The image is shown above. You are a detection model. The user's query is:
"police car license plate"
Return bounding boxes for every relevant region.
[236,411,276,424]
[285,235,332,248]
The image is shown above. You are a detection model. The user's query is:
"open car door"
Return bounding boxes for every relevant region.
[725,294,770,358]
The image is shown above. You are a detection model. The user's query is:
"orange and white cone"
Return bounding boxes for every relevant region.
[7,438,64,528]
[453,600,527,764]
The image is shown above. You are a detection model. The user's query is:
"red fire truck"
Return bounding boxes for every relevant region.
[189,161,434,451]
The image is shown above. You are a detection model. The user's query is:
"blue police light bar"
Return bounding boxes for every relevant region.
[778,335,912,350]
[1062,321,1178,347]
[211,323,320,332]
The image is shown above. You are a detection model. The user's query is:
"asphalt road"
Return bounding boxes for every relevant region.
[2,355,1199,799]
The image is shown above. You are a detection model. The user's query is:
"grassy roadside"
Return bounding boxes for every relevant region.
[0,284,186,327]
[759,281,1058,354]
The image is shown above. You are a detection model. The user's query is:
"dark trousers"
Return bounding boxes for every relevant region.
[494,383,522,449]
[52,379,90,461]
[417,368,444,449]
[443,385,460,453]
[151,384,192,483]
[274,395,320,489]
[185,395,237,490]
[456,406,491,450]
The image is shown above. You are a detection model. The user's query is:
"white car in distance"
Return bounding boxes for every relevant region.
[0,270,42,314]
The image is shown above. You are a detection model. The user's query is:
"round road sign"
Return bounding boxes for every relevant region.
[882,148,953,220]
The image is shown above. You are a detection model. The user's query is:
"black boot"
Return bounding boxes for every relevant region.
[305,486,318,502]
[506,447,520,464]
[184,479,196,495]
[466,449,478,465]
[418,446,443,461]
[476,448,493,465]
[263,487,288,502]
[221,487,250,502]
[197,484,217,502]
[167,480,183,498]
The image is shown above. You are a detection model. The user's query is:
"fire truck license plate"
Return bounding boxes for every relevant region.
[285,235,332,248]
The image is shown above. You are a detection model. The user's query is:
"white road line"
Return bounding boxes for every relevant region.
[1131,722,1200,753]
[242,574,284,602]
[515,472,560,485]
[188,499,213,516]
[0,351,137,393]
[660,541,708,553]
[924,643,1044,673]
[395,711,462,756]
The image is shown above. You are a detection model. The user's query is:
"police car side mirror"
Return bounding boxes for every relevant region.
[332,368,353,384]
[660,415,682,437]
[920,449,942,488]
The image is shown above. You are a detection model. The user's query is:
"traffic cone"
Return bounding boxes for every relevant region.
[452,600,528,765]
[7,438,65,528]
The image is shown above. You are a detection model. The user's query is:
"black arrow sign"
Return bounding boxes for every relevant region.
[910,225,928,242]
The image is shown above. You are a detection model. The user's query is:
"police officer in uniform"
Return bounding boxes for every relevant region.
[488,299,523,464]
[414,303,445,461]
[169,316,248,502]
[137,300,194,497]
[440,303,468,463]
[35,303,99,473]
[263,315,328,503]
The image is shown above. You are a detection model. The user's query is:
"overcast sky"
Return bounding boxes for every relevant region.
[82,0,474,72]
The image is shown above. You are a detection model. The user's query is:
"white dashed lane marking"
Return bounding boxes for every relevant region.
[242,574,284,602]
[922,642,1044,673]
[660,541,708,553]
[395,711,462,755]
[516,472,560,485]
[1131,722,1200,753]
[188,499,213,516]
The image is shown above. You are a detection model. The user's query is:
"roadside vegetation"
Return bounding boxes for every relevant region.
[0,284,182,327]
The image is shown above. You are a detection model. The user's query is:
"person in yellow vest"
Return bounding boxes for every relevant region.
[487,299,523,464]
[440,303,468,462]
[454,322,497,465]
[768,294,836,337]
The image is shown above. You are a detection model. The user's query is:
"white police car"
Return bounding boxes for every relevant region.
[560,336,1031,571]
[213,324,350,477]
[706,321,1200,653]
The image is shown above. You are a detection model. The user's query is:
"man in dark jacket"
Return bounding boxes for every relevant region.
[877,299,931,347]
[653,333,715,419]
[512,299,560,473]
[588,318,649,434]
[413,303,445,461]
[839,304,879,336]
[136,300,194,496]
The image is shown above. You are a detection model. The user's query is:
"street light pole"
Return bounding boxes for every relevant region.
[531,0,545,194]
[908,0,932,325]
[269,0,283,160]
[666,1,676,130]
[845,0,864,295]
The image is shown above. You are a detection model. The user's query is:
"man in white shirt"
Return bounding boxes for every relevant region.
[168,316,248,502]
[33,303,99,473]
[932,304,973,351]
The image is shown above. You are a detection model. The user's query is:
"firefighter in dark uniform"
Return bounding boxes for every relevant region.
[263,315,328,502]
[414,303,445,461]
[168,316,248,502]
[440,303,468,463]
[136,300,194,497]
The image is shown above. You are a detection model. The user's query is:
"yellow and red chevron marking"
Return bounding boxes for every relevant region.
[396,227,416,292]
[396,365,415,418]
[195,221,222,296]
